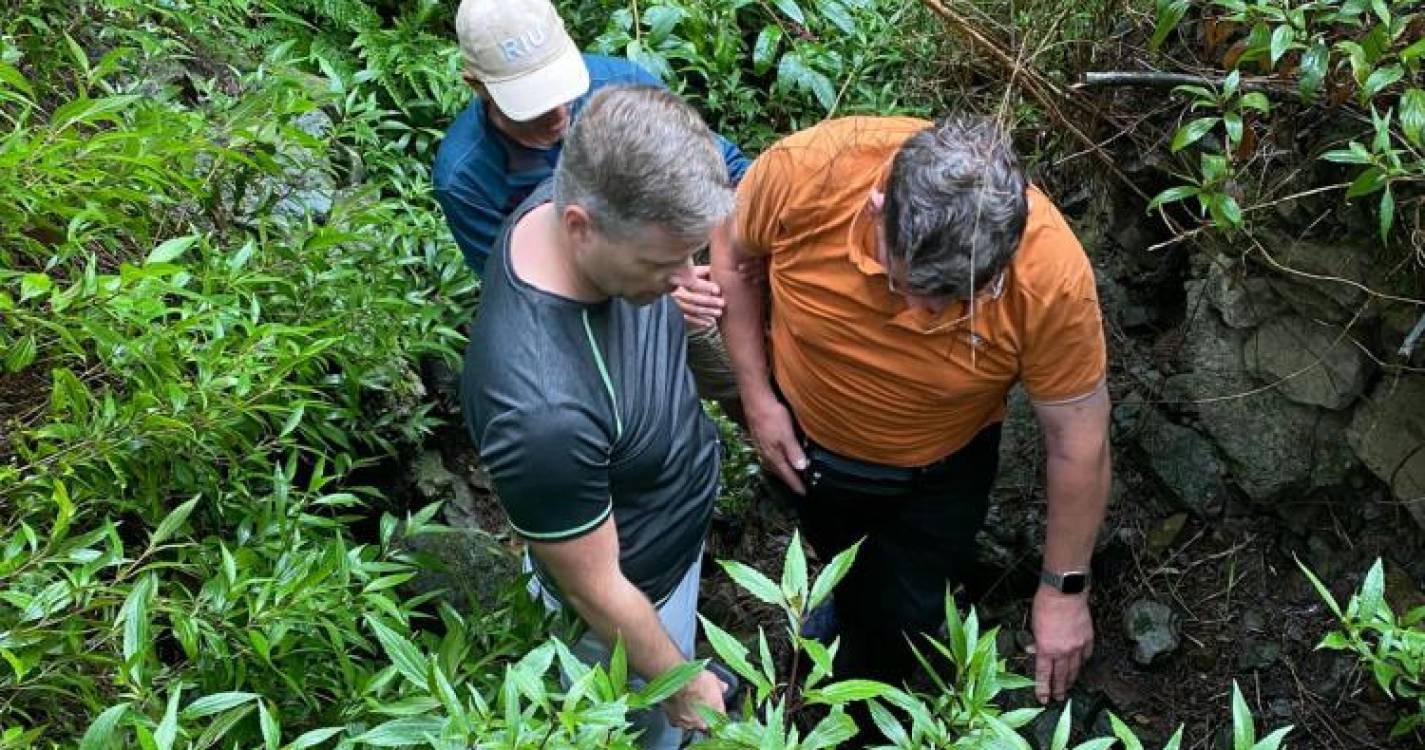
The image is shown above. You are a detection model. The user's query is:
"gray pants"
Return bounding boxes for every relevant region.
[527,555,702,750]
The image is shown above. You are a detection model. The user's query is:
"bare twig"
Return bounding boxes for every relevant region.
[1075,70,1296,96]
[1400,310,1425,358]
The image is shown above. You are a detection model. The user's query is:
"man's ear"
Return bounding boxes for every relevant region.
[868,188,886,214]
[563,204,595,246]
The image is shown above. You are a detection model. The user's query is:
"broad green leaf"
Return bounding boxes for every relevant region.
[867,700,909,747]
[284,726,345,750]
[366,616,429,688]
[155,686,181,750]
[804,678,890,704]
[1108,713,1145,750]
[1399,88,1424,147]
[1051,700,1073,750]
[1346,167,1385,198]
[1171,117,1219,152]
[719,560,783,607]
[1379,188,1394,243]
[1361,64,1403,101]
[1269,25,1294,66]
[181,692,259,720]
[353,718,445,747]
[753,25,784,75]
[1150,0,1189,51]
[1239,92,1270,113]
[772,0,807,25]
[121,573,156,681]
[1073,740,1119,750]
[818,0,856,34]
[151,496,200,545]
[20,273,51,301]
[809,540,860,611]
[80,704,129,750]
[145,236,197,266]
[1299,41,1329,99]
[259,700,280,750]
[700,616,764,693]
[1224,111,1243,146]
[631,659,705,709]
[782,530,808,607]
[1231,682,1255,750]
[0,61,34,98]
[1319,146,1372,165]
[643,5,685,43]
[1252,725,1293,750]
[5,335,36,373]
[803,708,858,750]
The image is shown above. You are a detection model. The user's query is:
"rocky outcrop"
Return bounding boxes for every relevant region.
[1348,376,1425,529]
[1243,316,1372,410]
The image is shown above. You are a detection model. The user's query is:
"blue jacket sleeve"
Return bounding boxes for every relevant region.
[433,181,502,278]
[620,60,750,186]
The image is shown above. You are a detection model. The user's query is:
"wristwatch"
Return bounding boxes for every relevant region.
[1040,570,1091,594]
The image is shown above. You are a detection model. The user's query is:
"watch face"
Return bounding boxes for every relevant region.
[1060,573,1088,594]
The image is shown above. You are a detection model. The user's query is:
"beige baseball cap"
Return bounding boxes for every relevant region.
[456,0,591,122]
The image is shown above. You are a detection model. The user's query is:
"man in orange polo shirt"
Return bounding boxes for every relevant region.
[714,116,1111,705]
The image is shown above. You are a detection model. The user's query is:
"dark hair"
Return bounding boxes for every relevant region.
[883,114,1028,298]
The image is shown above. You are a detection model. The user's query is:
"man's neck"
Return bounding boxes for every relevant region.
[509,203,606,303]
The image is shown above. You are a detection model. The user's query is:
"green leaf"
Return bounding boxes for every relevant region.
[353,718,445,747]
[283,726,345,749]
[1399,88,1424,147]
[80,704,129,750]
[803,708,858,750]
[1108,713,1145,750]
[1239,92,1270,114]
[1346,167,1385,198]
[1361,64,1403,101]
[1379,188,1394,243]
[753,25,784,75]
[1171,117,1219,152]
[867,701,910,747]
[1162,726,1185,750]
[1231,682,1255,750]
[20,273,51,302]
[151,496,200,545]
[366,616,429,688]
[1224,111,1243,146]
[1269,25,1294,66]
[809,540,861,611]
[804,678,891,705]
[5,335,36,373]
[772,0,807,25]
[1401,36,1425,65]
[1073,740,1119,750]
[1252,726,1293,750]
[1319,145,1372,165]
[643,5,685,43]
[1150,0,1189,51]
[719,560,784,607]
[1358,561,1385,620]
[631,659,705,709]
[0,60,34,98]
[1051,700,1074,750]
[1296,556,1343,619]
[181,692,259,720]
[817,0,856,34]
[121,573,156,681]
[259,700,280,750]
[700,616,767,696]
[782,530,808,608]
[155,686,181,750]
[1299,41,1329,99]
[145,235,197,266]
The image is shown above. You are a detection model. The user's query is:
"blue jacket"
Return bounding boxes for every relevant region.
[433,54,750,276]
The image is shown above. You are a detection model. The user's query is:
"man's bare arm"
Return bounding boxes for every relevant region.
[530,518,724,729]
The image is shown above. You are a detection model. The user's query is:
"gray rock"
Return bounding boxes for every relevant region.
[1202,255,1288,330]
[1243,316,1373,410]
[1165,309,1356,501]
[1237,638,1281,671]
[1259,235,1371,324]
[1114,396,1228,514]
[1125,599,1180,665]
[406,449,493,530]
[1348,376,1425,530]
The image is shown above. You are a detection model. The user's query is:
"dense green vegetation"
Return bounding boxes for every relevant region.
[1,0,1421,747]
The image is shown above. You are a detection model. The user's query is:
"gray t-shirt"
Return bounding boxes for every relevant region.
[461,181,719,604]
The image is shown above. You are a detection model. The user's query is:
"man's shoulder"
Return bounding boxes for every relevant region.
[752,116,928,186]
[582,53,661,88]
[1009,187,1096,301]
[433,99,498,195]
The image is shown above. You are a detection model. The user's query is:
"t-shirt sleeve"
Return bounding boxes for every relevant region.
[734,149,796,258]
[1020,236,1108,403]
[478,403,612,541]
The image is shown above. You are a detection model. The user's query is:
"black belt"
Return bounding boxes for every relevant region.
[801,438,956,497]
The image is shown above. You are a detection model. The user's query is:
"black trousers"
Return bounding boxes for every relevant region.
[789,424,1002,685]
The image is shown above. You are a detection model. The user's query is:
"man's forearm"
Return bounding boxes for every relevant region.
[564,575,690,681]
[1041,444,1111,574]
[710,228,776,409]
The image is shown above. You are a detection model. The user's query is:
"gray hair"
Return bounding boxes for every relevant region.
[554,85,733,243]
[883,114,1028,299]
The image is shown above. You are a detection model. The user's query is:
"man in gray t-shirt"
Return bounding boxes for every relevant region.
[461,86,732,747]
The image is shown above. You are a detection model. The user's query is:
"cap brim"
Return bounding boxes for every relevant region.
[485,46,591,122]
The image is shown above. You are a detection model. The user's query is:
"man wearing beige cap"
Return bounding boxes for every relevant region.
[434,0,749,361]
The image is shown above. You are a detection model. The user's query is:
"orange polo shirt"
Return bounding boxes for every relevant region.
[736,116,1107,467]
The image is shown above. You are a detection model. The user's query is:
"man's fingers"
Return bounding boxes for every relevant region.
[1035,650,1054,704]
[1053,654,1074,701]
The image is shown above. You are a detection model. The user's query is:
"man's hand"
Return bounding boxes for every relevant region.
[663,668,727,731]
[746,398,807,495]
[1028,586,1094,704]
[672,265,725,330]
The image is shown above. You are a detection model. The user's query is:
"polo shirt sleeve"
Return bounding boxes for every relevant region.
[734,149,796,257]
[1020,238,1108,404]
[478,402,612,542]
